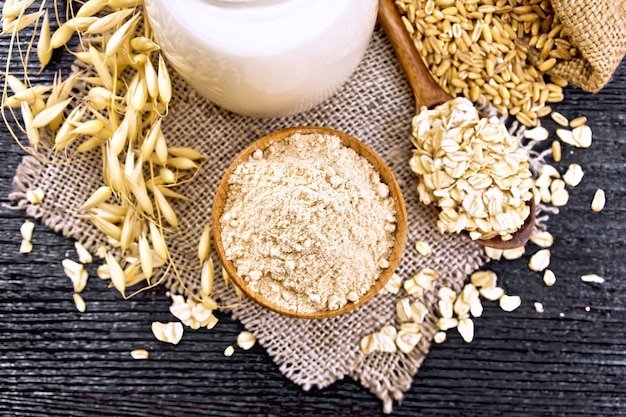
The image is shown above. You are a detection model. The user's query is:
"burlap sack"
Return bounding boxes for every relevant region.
[551,0,626,93]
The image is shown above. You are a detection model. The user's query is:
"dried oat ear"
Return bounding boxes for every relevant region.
[3,1,207,304]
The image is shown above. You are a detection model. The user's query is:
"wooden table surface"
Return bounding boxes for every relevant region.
[1,5,626,416]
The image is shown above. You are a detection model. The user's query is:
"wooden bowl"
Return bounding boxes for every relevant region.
[212,126,408,319]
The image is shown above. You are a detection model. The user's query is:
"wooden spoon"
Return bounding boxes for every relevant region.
[212,126,408,319]
[378,0,535,250]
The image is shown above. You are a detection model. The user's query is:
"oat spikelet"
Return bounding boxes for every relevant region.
[76,0,109,18]
[152,184,178,228]
[88,46,114,90]
[19,102,39,148]
[5,74,26,94]
[140,117,162,161]
[36,11,51,69]
[2,11,43,34]
[119,209,136,252]
[130,36,160,53]
[154,127,168,164]
[129,73,148,110]
[108,0,144,8]
[149,221,169,261]
[198,224,211,265]
[144,58,158,98]
[80,186,113,211]
[154,185,189,201]
[105,13,140,57]
[168,147,205,160]
[201,258,215,298]
[106,143,124,191]
[110,115,130,156]
[31,98,72,128]
[125,174,154,215]
[105,253,126,295]
[90,215,123,242]
[167,157,197,171]
[157,54,172,104]
[138,232,153,282]
[12,85,51,103]
[86,9,134,34]
[50,23,75,49]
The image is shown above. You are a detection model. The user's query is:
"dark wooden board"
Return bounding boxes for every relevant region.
[1,3,625,415]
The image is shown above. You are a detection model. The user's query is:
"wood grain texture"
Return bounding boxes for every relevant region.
[1,3,626,415]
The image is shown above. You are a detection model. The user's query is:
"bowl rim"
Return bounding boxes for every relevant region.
[211,126,408,319]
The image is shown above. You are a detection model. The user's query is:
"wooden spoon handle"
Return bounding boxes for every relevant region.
[378,0,452,111]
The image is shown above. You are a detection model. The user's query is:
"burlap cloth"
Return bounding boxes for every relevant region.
[9,2,626,411]
[10,26,487,412]
[550,0,626,93]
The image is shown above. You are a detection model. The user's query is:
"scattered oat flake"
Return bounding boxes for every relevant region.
[19,239,33,254]
[438,287,457,302]
[551,187,569,207]
[543,269,557,287]
[484,246,503,260]
[499,295,522,312]
[205,314,219,330]
[62,258,83,275]
[236,331,256,350]
[437,317,458,331]
[20,220,35,241]
[457,317,474,343]
[224,345,235,357]
[73,293,86,313]
[95,245,108,259]
[130,349,149,360]
[523,126,549,141]
[396,331,421,354]
[591,189,605,212]
[151,321,184,345]
[534,302,544,313]
[572,125,592,148]
[556,128,576,147]
[438,299,453,319]
[470,270,497,289]
[581,274,604,284]
[433,331,447,344]
[470,298,484,318]
[97,264,111,279]
[414,240,432,256]
[375,331,398,353]
[529,249,551,272]
[379,272,402,295]
[562,163,584,187]
[541,164,561,178]
[479,287,505,301]
[502,246,525,260]
[74,241,93,264]
[530,231,554,249]
[26,188,45,204]
[397,298,414,321]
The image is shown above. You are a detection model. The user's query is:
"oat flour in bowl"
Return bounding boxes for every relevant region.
[219,132,398,314]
